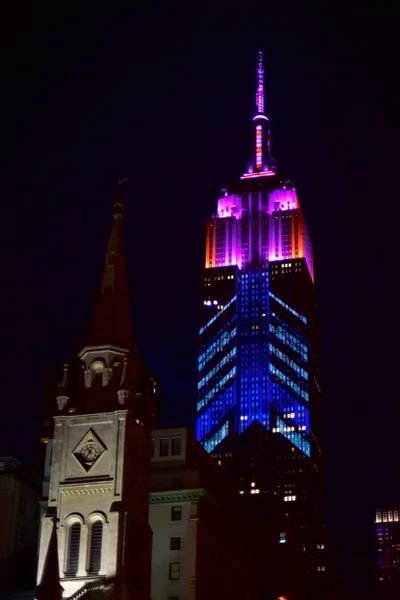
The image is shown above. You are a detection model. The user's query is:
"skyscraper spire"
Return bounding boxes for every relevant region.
[256,50,264,115]
[87,178,133,350]
[243,50,276,179]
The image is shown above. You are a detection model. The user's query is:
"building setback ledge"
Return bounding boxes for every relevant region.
[150,488,207,504]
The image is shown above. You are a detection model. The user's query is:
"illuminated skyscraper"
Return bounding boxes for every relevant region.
[376,507,400,593]
[196,53,324,591]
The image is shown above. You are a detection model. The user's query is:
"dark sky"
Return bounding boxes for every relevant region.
[1,2,400,595]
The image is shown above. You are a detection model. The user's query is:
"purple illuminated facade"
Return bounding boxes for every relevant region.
[196,56,325,584]
[208,184,314,279]
[205,52,313,280]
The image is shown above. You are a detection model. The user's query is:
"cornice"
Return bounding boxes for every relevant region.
[60,486,112,497]
[150,488,207,505]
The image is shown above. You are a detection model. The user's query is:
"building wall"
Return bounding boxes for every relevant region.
[0,463,21,560]
[0,459,41,559]
[0,458,41,590]
[195,497,259,600]
[37,409,152,600]
[149,496,197,600]
[149,428,260,600]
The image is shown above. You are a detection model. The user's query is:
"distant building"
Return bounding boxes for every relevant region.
[0,457,41,591]
[376,507,400,597]
[150,427,261,600]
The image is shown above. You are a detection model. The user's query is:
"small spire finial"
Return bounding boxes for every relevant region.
[114,177,128,219]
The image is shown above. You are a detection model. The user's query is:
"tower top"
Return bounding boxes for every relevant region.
[86,178,133,350]
[242,51,276,179]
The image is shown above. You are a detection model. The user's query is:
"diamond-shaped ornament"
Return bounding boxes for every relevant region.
[73,428,107,472]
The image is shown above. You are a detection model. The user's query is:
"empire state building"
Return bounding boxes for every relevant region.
[196,52,324,579]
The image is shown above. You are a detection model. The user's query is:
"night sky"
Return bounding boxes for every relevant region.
[1,3,400,596]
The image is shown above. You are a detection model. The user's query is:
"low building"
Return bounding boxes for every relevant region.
[149,428,261,600]
[0,457,41,591]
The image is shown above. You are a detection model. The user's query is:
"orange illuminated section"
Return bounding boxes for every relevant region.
[256,125,262,169]
[205,219,215,268]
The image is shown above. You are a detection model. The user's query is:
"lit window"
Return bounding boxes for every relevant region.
[169,562,180,580]
[279,532,286,544]
[171,506,182,521]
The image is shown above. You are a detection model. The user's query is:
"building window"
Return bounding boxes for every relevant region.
[170,536,181,550]
[88,520,103,573]
[279,532,286,544]
[66,523,81,576]
[169,562,180,580]
[171,506,182,521]
[171,437,181,456]
[160,438,169,457]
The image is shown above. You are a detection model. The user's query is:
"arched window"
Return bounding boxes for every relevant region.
[66,522,81,575]
[88,520,103,573]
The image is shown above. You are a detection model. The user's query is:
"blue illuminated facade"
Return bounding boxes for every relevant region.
[197,260,313,457]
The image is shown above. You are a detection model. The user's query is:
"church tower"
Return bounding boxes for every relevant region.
[36,183,153,600]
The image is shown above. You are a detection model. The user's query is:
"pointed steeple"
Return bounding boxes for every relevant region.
[35,516,63,600]
[87,179,133,350]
